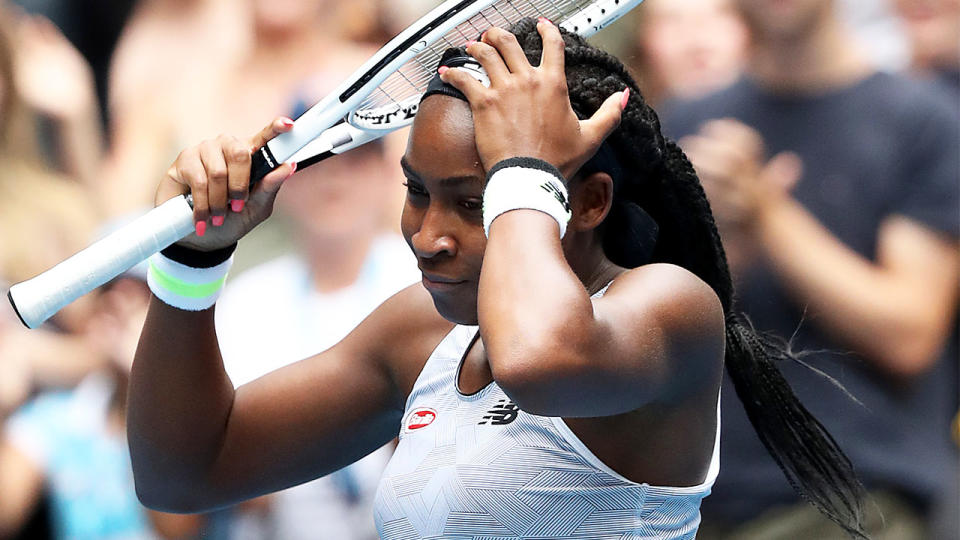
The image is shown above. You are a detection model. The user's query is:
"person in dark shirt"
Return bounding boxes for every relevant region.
[660,0,959,538]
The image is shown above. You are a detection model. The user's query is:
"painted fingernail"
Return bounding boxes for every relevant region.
[438,66,448,75]
[621,88,630,110]
[285,161,297,179]
[195,221,206,237]
[280,117,294,128]
[231,199,245,213]
[212,215,224,227]
[465,40,477,47]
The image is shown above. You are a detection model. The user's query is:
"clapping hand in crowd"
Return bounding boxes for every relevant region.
[680,118,803,232]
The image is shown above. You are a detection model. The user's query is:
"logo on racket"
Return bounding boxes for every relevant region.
[404,407,438,432]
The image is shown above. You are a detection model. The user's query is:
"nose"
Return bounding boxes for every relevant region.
[410,204,457,260]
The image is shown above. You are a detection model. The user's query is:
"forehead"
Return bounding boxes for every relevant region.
[404,96,484,182]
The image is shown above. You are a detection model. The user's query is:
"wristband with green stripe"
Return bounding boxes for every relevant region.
[147,251,232,311]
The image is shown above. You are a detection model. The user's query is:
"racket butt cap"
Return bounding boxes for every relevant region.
[7,288,30,329]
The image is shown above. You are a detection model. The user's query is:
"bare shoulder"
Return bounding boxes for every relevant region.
[345,282,456,407]
[597,263,726,397]
[604,263,724,332]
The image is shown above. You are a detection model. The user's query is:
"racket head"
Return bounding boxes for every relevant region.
[277,0,644,162]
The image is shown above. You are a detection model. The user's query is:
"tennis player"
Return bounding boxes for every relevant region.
[129,18,866,539]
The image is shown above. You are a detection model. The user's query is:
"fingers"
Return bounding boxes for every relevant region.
[581,88,628,148]
[168,132,283,237]
[537,18,565,72]
[198,140,229,226]
[463,40,510,84]
[248,116,295,154]
[479,27,530,74]
[762,151,804,192]
[246,161,296,221]
[221,135,251,210]
[700,118,765,163]
[438,65,488,104]
[174,149,210,235]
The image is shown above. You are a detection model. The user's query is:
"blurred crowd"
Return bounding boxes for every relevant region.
[0,0,956,539]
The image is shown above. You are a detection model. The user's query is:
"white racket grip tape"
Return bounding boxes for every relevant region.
[7,195,195,328]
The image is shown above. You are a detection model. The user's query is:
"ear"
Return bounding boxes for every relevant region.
[568,171,613,232]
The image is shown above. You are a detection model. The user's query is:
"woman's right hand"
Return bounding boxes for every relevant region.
[155,117,298,251]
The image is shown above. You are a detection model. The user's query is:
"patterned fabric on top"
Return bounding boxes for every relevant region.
[374,320,720,540]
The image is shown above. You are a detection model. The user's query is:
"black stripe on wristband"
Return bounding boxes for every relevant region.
[486,157,565,184]
[160,242,237,268]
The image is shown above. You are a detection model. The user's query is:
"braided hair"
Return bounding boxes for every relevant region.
[507,18,868,538]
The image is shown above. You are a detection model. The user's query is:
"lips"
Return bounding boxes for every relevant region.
[420,271,466,291]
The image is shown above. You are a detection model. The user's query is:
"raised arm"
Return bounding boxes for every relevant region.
[128,120,437,512]
[439,22,725,417]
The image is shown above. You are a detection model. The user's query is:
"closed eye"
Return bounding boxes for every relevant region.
[460,199,482,211]
[403,180,429,199]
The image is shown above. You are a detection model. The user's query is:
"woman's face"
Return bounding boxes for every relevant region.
[401,96,488,325]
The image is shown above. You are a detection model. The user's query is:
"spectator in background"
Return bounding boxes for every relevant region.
[1,3,104,190]
[0,1,106,382]
[629,0,748,106]
[9,0,137,130]
[102,0,408,244]
[1,275,209,540]
[214,135,419,540]
[893,0,959,91]
[660,0,959,537]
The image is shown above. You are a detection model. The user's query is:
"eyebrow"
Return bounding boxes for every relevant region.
[400,157,482,188]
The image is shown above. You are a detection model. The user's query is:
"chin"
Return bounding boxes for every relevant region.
[430,292,479,326]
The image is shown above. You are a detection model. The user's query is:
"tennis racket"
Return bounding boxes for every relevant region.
[8,0,644,329]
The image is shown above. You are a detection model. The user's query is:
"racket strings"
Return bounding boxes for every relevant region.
[359,0,592,113]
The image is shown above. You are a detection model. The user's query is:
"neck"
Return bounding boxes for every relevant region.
[748,16,873,94]
[302,230,378,293]
[567,233,625,296]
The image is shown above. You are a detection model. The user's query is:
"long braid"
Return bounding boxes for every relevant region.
[511,18,867,538]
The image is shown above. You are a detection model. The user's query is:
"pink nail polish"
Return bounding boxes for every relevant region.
[212,215,224,227]
[438,66,448,75]
[280,117,294,128]
[231,199,245,213]
[621,88,630,110]
[285,161,298,179]
[195,221,206,237]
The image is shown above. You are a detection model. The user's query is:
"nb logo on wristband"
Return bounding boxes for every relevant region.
[541,182,570,212]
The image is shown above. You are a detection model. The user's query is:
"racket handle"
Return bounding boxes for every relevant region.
[7,196,196,329]
[250,145,280,186]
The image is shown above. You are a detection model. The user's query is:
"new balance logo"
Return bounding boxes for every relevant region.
[478,399,520,425]
[540,182,570,212]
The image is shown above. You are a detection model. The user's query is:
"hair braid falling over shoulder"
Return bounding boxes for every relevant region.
[509,18,867,539]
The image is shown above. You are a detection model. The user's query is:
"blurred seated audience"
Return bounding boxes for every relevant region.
[1,275,209,540]
[103,0,368,212]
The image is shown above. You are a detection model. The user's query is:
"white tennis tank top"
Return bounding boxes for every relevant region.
[373,295,721,539]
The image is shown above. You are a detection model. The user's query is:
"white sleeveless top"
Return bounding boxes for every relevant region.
[374,297,720,539]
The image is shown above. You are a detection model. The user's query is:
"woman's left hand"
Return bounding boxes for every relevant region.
[439,19,627,181]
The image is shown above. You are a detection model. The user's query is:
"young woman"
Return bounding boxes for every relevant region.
[129,18,866,539]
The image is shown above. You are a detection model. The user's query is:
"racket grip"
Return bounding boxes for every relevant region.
[250,145,280,186]
[7,196,196,329]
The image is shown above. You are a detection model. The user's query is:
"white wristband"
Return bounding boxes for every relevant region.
[147,251,233,311]
[483,158,572,238]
